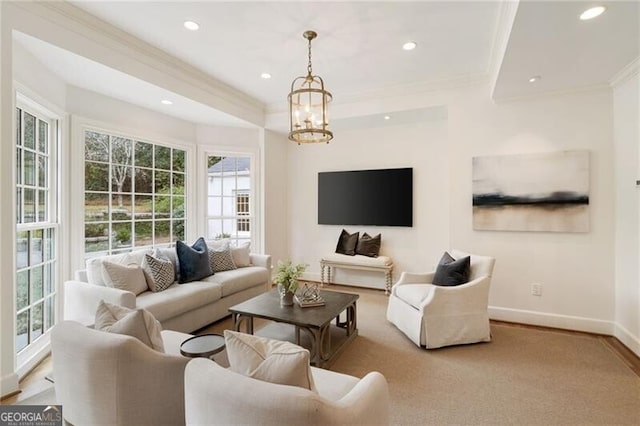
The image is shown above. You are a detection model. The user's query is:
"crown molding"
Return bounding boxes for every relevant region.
[610,57,640,89]
[265,73,489,114]
[10,1,265,126]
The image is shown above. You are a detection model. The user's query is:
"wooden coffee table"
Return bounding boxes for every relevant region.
[229,289,358,368]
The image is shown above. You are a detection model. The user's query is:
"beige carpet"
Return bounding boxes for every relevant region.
[204,286,640,425]
[19,285,640,425]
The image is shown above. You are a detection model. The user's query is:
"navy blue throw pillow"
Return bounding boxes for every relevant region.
[176,237,212,283]
[432,252,470,286]
[335,229,359,256]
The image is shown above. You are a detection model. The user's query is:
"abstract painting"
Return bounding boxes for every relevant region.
[472,150,589,232]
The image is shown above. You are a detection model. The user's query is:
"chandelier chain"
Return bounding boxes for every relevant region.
[307,38,313,76]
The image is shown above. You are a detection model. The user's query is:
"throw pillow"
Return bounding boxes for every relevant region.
[335,229,359,256]
[143,253,175,292]
[176,237,212,283]
[224,330,317,392]
[154,247,180,282]
[86,249,149,286]
[231,241,251,267]
[356,232,381,257]
[101,261,149,295]
[94,300,164,352]
[432,252,471,286]
[208,241,237,272]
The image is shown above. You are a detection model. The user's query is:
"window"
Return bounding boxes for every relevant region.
[83,130,186,256]
[206,156,252,245]
[16,105,58,353]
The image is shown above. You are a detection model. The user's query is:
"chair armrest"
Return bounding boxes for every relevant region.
[250,253,272,270]
[395,271,435,286]
[63,280,136,325]
[421,275,491,315]
[336,371,389,425]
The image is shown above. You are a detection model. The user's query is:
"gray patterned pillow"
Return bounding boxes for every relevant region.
[143,253,175,292]
[209,242,237,273]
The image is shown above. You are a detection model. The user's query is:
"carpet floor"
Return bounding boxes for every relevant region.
[18,285,640,425]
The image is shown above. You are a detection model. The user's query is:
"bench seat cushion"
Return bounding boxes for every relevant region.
[136,282,222,322]
[201,266,269,297]
[321,253,392,267]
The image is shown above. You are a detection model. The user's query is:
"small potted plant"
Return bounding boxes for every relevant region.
[273,260,307,306]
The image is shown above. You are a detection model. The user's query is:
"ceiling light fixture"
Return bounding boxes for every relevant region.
[580,6,606,20]
[384,115,391,120]
[183,20,199,31]
[260,72,272,79]
[528,76,541,83]
[288,30,333,144]
[161,99,173,105]
[402,41,417,51]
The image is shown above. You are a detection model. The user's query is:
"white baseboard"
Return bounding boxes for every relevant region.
[613,323,640,357]
[1,373,19,399]
[488,306,615,335]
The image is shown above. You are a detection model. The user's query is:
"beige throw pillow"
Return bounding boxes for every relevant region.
[231,242,251,267]
[224,330,316,392]
[102,261,149,295]
[143,253,175,292]
[95,300,165,352]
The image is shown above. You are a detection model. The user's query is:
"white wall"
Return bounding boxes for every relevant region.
[613,71,640,354]
[287,114,450,290]
[450,86,615,333]
[285,84,617,333]
[263,129,289,270]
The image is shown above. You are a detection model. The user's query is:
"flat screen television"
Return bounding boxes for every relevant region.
[318,168,413,227]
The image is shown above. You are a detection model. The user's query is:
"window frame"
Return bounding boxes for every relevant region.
[69,117,195,276]
[14,92,62,372]
[199,147,260,251]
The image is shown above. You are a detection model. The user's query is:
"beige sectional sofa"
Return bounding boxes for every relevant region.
[64,248,271,333]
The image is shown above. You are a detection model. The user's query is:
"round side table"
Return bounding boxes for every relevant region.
[180,333,225,359]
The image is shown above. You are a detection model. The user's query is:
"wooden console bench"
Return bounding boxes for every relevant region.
[320,253,393,294]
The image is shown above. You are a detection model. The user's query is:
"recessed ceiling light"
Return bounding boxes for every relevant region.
[183,20,200,31]
[580,6,606,20]
[528,76,541,83]
[402,41,417,51]
[384,115,391,120]
[161,99,173,105]
[260,73,272,79]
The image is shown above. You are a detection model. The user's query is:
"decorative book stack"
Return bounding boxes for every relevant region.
[295,295,325,308]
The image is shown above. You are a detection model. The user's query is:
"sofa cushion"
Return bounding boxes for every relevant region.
[322,253,392,267]
[102,261,149,295]
[231,242,251,267]
[335,229,359,256]
[356,232,381,257]
[209,241,237,272]
[201,266,269,297]
[224,330,316,392]
[177,237,212,283]
[86,249,150,286]
[143,253,175,292]
[395,284,434,309]
[94,300,164,352]
[136,282,223,323]
[433,252,470,286]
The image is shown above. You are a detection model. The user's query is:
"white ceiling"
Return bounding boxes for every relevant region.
[14,1,639,127]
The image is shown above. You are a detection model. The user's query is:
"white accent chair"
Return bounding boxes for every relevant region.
[184,358,390,425]
[386,249,496,349]
[51,320,192,426]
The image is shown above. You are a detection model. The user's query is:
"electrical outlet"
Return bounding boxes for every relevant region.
[531,283,542,296]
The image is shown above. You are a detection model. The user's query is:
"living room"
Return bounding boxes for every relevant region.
[0,0,639,424]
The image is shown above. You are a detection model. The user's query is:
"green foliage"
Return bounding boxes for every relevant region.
[115,228,131,244]
[208,156,224,168]
[215,233,231,239]
[273,260,307,293]
[85,223,107,238]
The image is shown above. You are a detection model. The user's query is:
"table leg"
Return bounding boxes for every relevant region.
[233,314,254,334]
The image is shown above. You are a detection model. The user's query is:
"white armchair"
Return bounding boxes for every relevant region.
[184,358,390,425]
[386,249,496,349]
[51,320,192,426]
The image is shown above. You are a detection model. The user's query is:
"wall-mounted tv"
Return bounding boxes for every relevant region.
[318,168,413,227]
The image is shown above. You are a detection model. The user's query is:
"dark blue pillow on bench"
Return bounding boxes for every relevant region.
[176,237,212,283]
